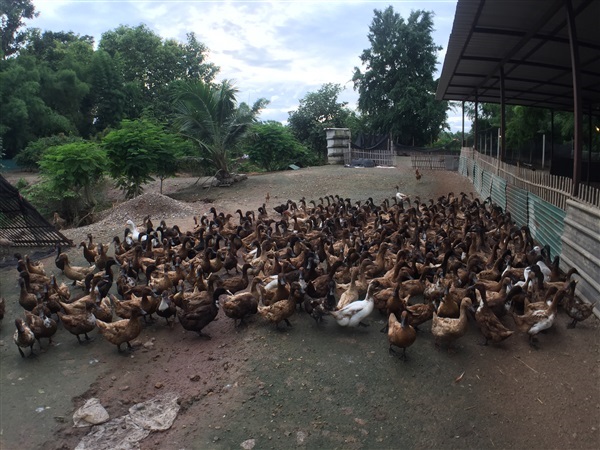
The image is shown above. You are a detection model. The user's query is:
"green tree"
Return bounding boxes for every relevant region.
[28,141,107,222]
[0,0,37,59]
[287,83,351,161]
[103,119,182,198]
[0,56,75,157]
[244,122,314,172]
[90,49,126,131]
[98,25,219,122]
[172,80,267,182]
[352,7,447,146]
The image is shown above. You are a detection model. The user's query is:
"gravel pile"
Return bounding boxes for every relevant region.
[61,193,207,244]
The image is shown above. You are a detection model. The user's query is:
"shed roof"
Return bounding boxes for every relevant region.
[436,0,600,113]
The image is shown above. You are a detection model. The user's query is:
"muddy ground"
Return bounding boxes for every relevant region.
[0,161,599,450]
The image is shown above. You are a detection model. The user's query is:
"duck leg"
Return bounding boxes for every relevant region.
[528,334,540,350]
[284,319,292,327]
[380,323,389,333]
[400,348,408,361]
[567,319,577,329]
[17,346,25,358]
[197,331,212,339]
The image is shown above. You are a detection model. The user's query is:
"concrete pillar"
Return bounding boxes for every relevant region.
[325,128,350,165]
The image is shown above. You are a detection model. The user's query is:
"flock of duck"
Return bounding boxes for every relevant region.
[6,189,595,361]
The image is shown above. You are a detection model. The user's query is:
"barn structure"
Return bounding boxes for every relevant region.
[0,174,72,248]
[436,0,600,314]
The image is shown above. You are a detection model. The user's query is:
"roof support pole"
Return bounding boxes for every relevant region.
[500,66,506,162]
[462,101,465,147]
[474,93,478,151]
[588,106,592,184]
[564,0,582,196]
[551,109,555,167]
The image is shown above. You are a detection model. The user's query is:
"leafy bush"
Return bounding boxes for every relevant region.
[103,119,184,198]
[14,134,82,170]
[177,155,211,177]
[243,122,316,172]
[28,141,108,224]
[14,177,29,190]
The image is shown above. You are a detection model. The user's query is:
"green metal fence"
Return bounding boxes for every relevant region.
[459,155,564,255]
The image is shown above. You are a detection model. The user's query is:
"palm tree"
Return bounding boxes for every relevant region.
[172,79,267,182]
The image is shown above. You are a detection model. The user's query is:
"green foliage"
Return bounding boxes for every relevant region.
[172,80,267,181]
[0,56,76,157]
[431,131,461,151]
[177,156,211,177]
[287,83,351,162]
[1,22,219,157]
[14,177,28,190]
[103,119,183,198]
[98,25,219,123]
[352,7,447,146]
[0,0,38,59]
[14,134,82,170]
[29,141,107,222]
[244,122,315,171]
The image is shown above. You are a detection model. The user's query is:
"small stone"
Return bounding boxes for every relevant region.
[190,375,200,382]
[241,438,256,449]
[155,382,163,389]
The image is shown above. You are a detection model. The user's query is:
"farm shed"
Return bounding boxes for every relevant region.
[437,0,600,314]
[0,174,72,248]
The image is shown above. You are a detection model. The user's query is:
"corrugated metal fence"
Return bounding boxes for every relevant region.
[561,201,600,310]
[460,149,599,316]
[460,152,566,256]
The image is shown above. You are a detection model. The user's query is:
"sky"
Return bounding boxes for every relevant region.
[28,0,468,132]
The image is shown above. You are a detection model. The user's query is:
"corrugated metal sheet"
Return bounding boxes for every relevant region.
[506,184,528,228]
[473,165,483,194]
[528,193,565,258]
[490,175,507,212]
[481,171,493,199]
[459,156,467,177]
[561,200,600,317]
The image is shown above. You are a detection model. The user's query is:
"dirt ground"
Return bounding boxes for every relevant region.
[1,161,599,450]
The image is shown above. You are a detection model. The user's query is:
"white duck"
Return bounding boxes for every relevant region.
[395,186,409,205]
[125,219,147,243]
[328,280,379,327]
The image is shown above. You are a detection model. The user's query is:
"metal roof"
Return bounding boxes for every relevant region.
[436,0,600,113]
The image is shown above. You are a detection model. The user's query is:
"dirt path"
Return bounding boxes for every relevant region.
[0,163,598,449]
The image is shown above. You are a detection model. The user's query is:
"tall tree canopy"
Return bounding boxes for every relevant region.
[99,25,219,121]
[287,83,351,160]
[0,0,37,59]
[352,7,447,146]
